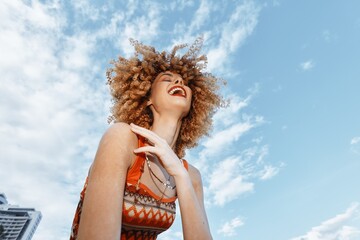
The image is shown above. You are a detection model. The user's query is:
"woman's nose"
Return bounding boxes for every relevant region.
[175,78,184,85]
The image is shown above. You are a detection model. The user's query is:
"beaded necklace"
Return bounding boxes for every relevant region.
[145,153,176,190]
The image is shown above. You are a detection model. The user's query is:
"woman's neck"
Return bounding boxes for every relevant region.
[150,115,182,150]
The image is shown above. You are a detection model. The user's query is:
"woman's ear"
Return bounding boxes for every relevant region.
[146,99,152,107]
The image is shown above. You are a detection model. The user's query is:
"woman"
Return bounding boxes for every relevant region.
[70,37,223,240]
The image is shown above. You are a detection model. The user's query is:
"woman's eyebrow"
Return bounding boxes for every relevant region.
[160,73,173,78]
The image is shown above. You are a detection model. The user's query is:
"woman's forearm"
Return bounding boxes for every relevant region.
[174,170,212,240]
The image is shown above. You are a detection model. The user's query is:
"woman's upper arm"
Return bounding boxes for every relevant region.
[77,122,137,240]
[188,164,210,226]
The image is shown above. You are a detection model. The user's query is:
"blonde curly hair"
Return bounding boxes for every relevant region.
[107,37,224,158]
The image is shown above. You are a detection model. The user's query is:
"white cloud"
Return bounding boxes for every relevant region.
[212,94,250,127]
[273,0,281,7]
[291,202,360,240]
[165,0,261,77]
[322,30,338,42]
[119,2,162,55]
[207,1,261,72]
[72,0,102,21]
[203,121,254,155]
[93,1,162,57]
[252,136,263,144]
[0,0,272,238]
[191,85,280,206]
[259,164,280,180]
[272,84,284,92]
[158,229,183,240]
[350,137,360,145]
[188,0,212,32]
[206,144,280,206]
[169,0,195,11]
[208,157,254,206]
[300,60,315,71]
[200,88,263,159]
[350,136,360,155]
[218,216,244,237]
[322,30,331,42]
[0,1,109,239]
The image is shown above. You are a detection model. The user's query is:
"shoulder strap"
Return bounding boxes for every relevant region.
[126,135,146,185]
[182,159,189,171]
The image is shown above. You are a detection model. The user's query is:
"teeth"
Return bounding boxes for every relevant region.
[169,87,185,96]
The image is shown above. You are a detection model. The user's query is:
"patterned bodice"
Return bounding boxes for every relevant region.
[70,136,188,240]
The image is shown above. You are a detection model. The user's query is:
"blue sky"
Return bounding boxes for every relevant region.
[1,0,360,239]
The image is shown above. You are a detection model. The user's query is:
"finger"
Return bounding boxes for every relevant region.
[130,123,162,143]
[130,123,157,138]
[130,126,155,144]
[133,146,159,155]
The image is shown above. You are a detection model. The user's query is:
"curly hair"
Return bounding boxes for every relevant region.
[106,37,225,158]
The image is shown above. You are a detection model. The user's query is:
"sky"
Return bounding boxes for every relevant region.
[1,0,360,239]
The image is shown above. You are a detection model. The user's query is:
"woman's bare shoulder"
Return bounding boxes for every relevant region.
[186,163,203,189]
[92,122,138,170]
[102,122,138,146]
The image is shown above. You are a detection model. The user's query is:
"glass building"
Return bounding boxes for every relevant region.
[0,193,42,240]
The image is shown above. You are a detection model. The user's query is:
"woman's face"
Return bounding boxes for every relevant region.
[148,71,192,118]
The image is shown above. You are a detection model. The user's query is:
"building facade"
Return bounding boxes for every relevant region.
[0,193,42,240]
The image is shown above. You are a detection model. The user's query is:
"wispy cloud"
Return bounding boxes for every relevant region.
[195,88,263,170]
[192,86,281,206]
[350,136,360,155]
[158,229,183,240]
[99,1,162,57]
[207,1,261,73]
[0,1,110,239]
[300,59,315,71]
[208,156,254,206]
[0,0,270,239]
[212,94,252,128]
[72,0,103,21]
[322,30,338,42]
[167,0,261,75]
[291,202,360,240]
[203,121,255,156]
[259,164,281,180]
[205,143,282,206]
[272,0,281,7]
[218,216,244,237]
[169,0,195,11]
[188,0,213,32]
[350,137,360,145]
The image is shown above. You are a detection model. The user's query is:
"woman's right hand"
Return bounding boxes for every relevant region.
[130,123,187,178]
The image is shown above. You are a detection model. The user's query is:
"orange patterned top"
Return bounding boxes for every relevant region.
[70,136,188,240]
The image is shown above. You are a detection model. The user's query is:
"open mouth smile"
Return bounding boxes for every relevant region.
[168,86,187,98]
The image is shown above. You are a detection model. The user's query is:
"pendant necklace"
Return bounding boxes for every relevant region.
[145,153,176,190]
